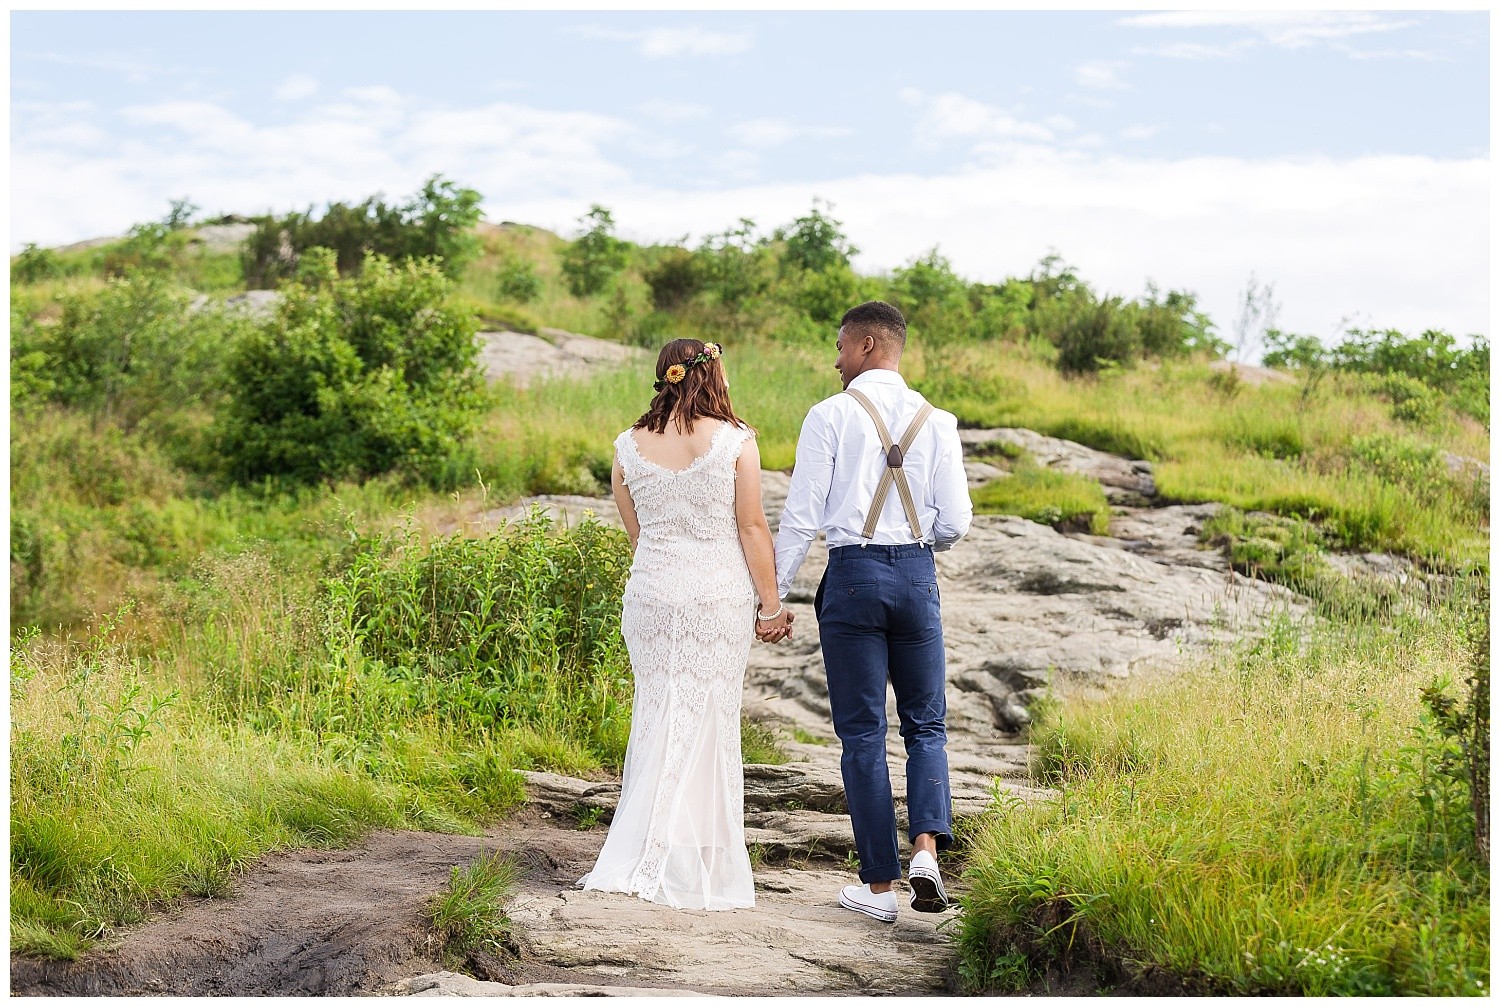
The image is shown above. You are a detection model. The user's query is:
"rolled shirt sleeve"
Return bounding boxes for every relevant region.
[930,419,973,551]
[774,407,835,598]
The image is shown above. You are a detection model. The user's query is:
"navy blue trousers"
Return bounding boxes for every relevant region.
[815,543,953,884]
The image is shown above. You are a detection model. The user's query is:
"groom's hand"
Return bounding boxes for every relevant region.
[755,608,795,644]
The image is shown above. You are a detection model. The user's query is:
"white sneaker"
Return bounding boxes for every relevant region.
[838,883,898,923]
[907,850,950,913]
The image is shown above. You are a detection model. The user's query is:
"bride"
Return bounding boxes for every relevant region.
[578,338,794,911]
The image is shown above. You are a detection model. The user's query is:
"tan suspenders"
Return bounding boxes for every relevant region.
[843,388,935,541]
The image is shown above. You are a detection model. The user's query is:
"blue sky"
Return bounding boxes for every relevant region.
[11,9,1490,344]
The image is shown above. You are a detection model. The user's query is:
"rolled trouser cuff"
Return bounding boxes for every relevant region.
[858,860,902,884]
[908,820,953,852]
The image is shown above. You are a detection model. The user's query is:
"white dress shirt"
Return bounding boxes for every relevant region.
[774,368,973,598]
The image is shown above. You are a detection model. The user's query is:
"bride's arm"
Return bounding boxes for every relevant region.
[734,436,792,640]
[611,453,640,551]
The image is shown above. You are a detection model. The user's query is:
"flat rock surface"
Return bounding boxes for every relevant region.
[476,328,644,387]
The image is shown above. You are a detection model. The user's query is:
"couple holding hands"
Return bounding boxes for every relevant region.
[577,300,973,924]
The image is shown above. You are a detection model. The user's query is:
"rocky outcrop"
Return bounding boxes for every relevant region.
[476,328,643,387]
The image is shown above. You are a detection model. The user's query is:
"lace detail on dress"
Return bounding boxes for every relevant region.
[579,420,757,911]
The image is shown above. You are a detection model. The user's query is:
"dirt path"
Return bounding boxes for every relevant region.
[12,426,1319,997]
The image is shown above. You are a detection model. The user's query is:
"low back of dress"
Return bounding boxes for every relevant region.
[579,418,758,911]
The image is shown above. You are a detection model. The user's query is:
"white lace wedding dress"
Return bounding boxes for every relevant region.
[578,419,758,911]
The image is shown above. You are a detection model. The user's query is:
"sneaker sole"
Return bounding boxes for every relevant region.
[908,871,949,913]
[839,892,897,923]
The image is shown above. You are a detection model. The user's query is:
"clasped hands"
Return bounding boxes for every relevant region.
[754,603,795,644]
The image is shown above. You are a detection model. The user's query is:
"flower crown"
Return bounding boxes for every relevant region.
[653,342,724,392]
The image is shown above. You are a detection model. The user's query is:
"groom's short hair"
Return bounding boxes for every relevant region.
[840,301,907,352]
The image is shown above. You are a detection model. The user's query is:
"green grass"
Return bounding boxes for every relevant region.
[971,456,1111,534]
[428,851,519,963]
[9,514,627,959]
[907,344,1487,569]
[957,579,1490,996]
[791,725,830,746]
[741,718,790,766]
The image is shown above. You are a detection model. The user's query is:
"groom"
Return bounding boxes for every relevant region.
[773,300,972,922]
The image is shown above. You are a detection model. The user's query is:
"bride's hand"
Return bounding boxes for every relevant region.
[755,606,794,644]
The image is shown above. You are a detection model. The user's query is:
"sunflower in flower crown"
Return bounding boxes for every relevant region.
[665,363,688,384]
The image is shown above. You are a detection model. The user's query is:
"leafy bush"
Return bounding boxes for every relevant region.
[971,281,1033,341]
[1262,327,1489,426]
[493,253,541,304]
[1419,591,1490,860]
[215,250,485,486]
[1054,295,1141,374]
[242,174,482,287]
[695,218,774,307]
[10,271,235,427]
[643,246,703,311]
[1133,284,1224,358]
[11,244,65,285]
[559,204,630,298]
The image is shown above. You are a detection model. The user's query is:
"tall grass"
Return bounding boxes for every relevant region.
[911,345,1486,567]
[957,578,1490,995]
[10,514,630,959]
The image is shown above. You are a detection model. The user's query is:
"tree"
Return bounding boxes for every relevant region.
[560,205,630,298]
[775,198,858,274]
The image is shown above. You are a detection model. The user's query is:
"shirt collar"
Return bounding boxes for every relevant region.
[848,368,908,391]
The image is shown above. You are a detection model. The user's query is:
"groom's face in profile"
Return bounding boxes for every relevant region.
[834,325,873,389]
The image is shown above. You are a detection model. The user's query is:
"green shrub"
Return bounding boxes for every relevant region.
[11,271,236,427]
[788,263,862,326]
[971,281,1033,341]
[493,253,541,304]
[215,251,485,486]
[11,243,65,285]
[242,174,482,287]
[695,218,774,308]
[1054,295,1141,374]
[643,246,703,311]
[1134,284,1223,358]
[559,205,630,298]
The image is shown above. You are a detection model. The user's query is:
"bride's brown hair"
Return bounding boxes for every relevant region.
[633,338,751,435]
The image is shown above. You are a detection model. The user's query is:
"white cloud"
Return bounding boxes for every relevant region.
[906,90,1060,147]
[572,25,752,59]
[1119,11,1420,51]
[1120,124,1165,142]
[13,92,635,243]
[274,73,318,101]
[1075,60,1130,90]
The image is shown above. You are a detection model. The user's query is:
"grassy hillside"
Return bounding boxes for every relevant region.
[9,191,1489,988]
